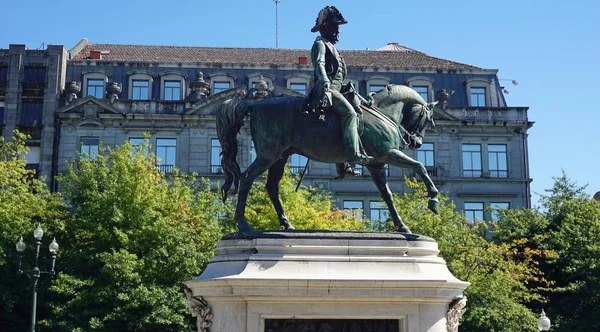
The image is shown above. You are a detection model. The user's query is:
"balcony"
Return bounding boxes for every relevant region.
[488,170,508,178]
[425,166,438,177]
[157,164,175,173]
[462,169,482,178]
[211,165,223,174]
[290,166,307,175]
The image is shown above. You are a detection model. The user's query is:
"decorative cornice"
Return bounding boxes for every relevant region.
[158,71,188,79]
[125,70,156,78]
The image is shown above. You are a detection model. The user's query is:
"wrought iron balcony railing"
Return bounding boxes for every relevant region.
[158,165,175,173]
[462,169,482,178]
[489,170,508,178]
[211,165,223,174]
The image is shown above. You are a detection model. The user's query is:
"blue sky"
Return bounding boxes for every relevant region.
[2,0,599,205]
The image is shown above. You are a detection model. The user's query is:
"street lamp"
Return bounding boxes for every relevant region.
[16,224,59,332]
[537,309,551,331]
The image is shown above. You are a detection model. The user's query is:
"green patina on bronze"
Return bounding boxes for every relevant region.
[216,6,440,233]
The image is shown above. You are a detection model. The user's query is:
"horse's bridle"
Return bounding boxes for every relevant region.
[401,105,434,147]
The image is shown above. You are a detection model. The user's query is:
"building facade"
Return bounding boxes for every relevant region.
[0,39,533,225]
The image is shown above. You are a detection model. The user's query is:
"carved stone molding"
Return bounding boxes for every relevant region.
[184,287,213,332]
[446,296,467,332]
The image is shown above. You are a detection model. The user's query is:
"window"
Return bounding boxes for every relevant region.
[354,164,364,176]
[20,103,43,126]
[488,144,508,178]
[163,81,182,101]
[0,67,8,96]
[87,79,104,99]
[366,76,391,95]
[129,137,146,155]
[470,87,486,107]
[413,86,429,102]
[290,154,308,175]
[417,143,434,166]
[156,138,176,173]
[24,67,46,82]
[417,143,436,177]
[343,200,364,219]
[213,82,231,94]
[132,80,150,100]
[369,201,389,225]
[286,74,311,95]
[211,139,222,174]
[250,140,256,164]
[247,73,274,91]
[25,146,41,175]
[464,202,484,224]
[462,144,482,177]
[369,84,387,93]
[290,83,308,95]
[0,104,4,125]
[80,137,99,160]
[490,202,510,222]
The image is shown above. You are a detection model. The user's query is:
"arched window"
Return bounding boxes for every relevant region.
[465,78,494,107]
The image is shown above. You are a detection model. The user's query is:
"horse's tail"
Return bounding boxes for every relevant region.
[216,98,250,202]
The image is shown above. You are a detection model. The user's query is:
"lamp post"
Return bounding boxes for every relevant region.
[16,224,59,332]
[537,309,551,331]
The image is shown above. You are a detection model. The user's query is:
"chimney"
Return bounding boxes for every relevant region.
[89,50,102,60]
[298,57,308,65]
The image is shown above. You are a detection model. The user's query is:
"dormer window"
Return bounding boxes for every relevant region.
[127,71,155,100]
[82,70,110,99]
[366,76,391,94]
[406,76,435,102]
[159,72,187,101]
[470,87,486,107]
[285,74,312,96]
[132,80,150,100]
[87,79,105,99]
[209,73,236,94]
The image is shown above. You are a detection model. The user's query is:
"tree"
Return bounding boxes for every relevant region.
[240,167,370,232]
[495,172,600,332]
[0,132,67,331]
[387,178,544,331]
[42,141,223,331]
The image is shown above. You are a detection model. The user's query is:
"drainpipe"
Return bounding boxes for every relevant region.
[50,118,61,192]
[521,128,531,208]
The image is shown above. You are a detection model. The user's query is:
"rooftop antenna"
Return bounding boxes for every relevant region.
[274,0,280,48]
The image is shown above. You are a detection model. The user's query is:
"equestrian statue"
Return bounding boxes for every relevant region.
[217,6,440,233]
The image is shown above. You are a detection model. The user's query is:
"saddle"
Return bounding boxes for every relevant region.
[302,82,363,120]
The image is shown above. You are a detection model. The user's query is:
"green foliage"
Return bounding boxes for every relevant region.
[43,141,223,331]
[385,178,542,331]
[0,132,67,331]
[242,167,370,231]
[496,172,600,332]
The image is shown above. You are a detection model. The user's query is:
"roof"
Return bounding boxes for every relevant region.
[70,42,483,70]
[376,42,417,52]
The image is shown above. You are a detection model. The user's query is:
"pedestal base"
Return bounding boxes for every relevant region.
[186,231,468,332]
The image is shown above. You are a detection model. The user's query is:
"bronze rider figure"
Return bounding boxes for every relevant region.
[309,6,374,166]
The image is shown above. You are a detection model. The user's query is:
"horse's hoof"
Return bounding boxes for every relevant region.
[428,198,440,215]
[237,220,254,233]
[281,220,295,231]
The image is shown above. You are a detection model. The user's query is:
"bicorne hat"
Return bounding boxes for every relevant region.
[311,6,348,33]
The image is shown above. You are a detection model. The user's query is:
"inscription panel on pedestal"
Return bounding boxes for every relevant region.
[265,319,399,332]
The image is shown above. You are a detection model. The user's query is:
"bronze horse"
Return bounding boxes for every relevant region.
[217,84,439,233]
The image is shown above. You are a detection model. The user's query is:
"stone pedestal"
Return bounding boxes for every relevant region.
[186,231,469,332]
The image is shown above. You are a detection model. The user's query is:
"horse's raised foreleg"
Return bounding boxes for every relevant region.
[235,156,277,232]
[266,156,295,230]
[385,149,440,215]
[367,163,411,233]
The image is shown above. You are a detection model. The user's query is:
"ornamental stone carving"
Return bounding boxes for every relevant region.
[106,82,121,104]
[187,71,211,103]
[65,81,81,104]
[184,287,213,332]
[446,296,467,332]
